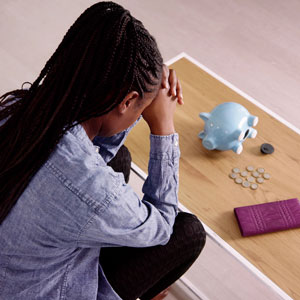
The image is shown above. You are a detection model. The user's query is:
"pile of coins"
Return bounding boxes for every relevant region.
[229,166,271,190]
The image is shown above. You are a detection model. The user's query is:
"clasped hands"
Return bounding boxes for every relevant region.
[142,65,183,136]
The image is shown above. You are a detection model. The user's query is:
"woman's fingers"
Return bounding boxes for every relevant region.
[161,65,183,105]
[166,68,184,105]
[169,69,177,97]
[176,79,184,105]
[161,64,170,89]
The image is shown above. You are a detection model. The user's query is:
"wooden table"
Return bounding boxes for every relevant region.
[125,57,300,299]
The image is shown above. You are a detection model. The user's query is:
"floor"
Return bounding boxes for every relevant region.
[129,169,285,300]
[1,1,299,299]
[1,0,299,129]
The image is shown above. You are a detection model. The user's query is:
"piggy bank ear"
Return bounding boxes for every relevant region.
[198,131,205,139]
[248,115,259,127]
[199,112,210,122]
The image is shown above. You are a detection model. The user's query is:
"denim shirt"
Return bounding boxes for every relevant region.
[0,118,180,299]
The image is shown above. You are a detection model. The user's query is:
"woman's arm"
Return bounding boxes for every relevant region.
[92,116,141,163]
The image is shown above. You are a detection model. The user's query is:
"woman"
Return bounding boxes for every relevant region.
[0,2,206,299]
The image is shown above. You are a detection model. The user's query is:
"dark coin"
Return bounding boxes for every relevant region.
[260,143,274,154]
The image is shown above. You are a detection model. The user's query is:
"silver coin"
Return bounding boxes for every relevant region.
[246,166,254,172]
[242,181,250,188]
[247,176,255,183]
[252,171,260,178]
[235,178,243,184]
[263,173,271,179]
[241,171,248,177]
[256,177,264,184]
[251,183,258,190]
[257,167,265,174]
[232,168,240,173]
[229,173,238,179]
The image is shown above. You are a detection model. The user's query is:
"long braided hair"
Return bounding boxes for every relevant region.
[0,1,163,224]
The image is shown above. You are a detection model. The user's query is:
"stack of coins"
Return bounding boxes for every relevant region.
[229,166,271,190]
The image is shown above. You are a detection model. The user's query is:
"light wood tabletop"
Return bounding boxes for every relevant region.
[125,57,300,299]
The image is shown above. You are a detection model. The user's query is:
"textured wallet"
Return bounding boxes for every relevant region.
[234,198,300,236]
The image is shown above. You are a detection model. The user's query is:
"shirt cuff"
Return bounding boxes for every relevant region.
[149,133,180,160]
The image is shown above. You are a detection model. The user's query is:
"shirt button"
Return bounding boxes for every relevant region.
[174,140,178,146]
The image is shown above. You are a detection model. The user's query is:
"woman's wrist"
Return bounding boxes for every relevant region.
[149,121,175,136]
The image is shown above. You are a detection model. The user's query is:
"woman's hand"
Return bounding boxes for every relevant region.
[142,65,183,135]
[161,64,184,105]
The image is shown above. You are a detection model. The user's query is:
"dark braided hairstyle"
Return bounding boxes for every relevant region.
[0,1,163,224]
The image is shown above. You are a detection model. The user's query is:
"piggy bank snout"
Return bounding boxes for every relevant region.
[202,137,216,150]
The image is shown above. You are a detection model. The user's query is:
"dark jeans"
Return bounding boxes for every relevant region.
[99,146,206,300]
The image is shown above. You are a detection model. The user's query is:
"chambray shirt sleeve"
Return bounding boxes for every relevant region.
[92,116,141,163]
[78,133,180,248]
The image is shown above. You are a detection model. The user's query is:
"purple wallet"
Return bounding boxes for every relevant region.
[234,198,300,237]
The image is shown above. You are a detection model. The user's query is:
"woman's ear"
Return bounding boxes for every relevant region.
[118,91,140,114]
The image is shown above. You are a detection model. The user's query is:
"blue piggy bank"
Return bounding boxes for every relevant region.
[198,102,258,154]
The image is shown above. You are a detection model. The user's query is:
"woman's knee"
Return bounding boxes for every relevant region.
[173,212,206,255]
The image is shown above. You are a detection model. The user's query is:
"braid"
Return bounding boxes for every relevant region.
[0,1,163,224]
